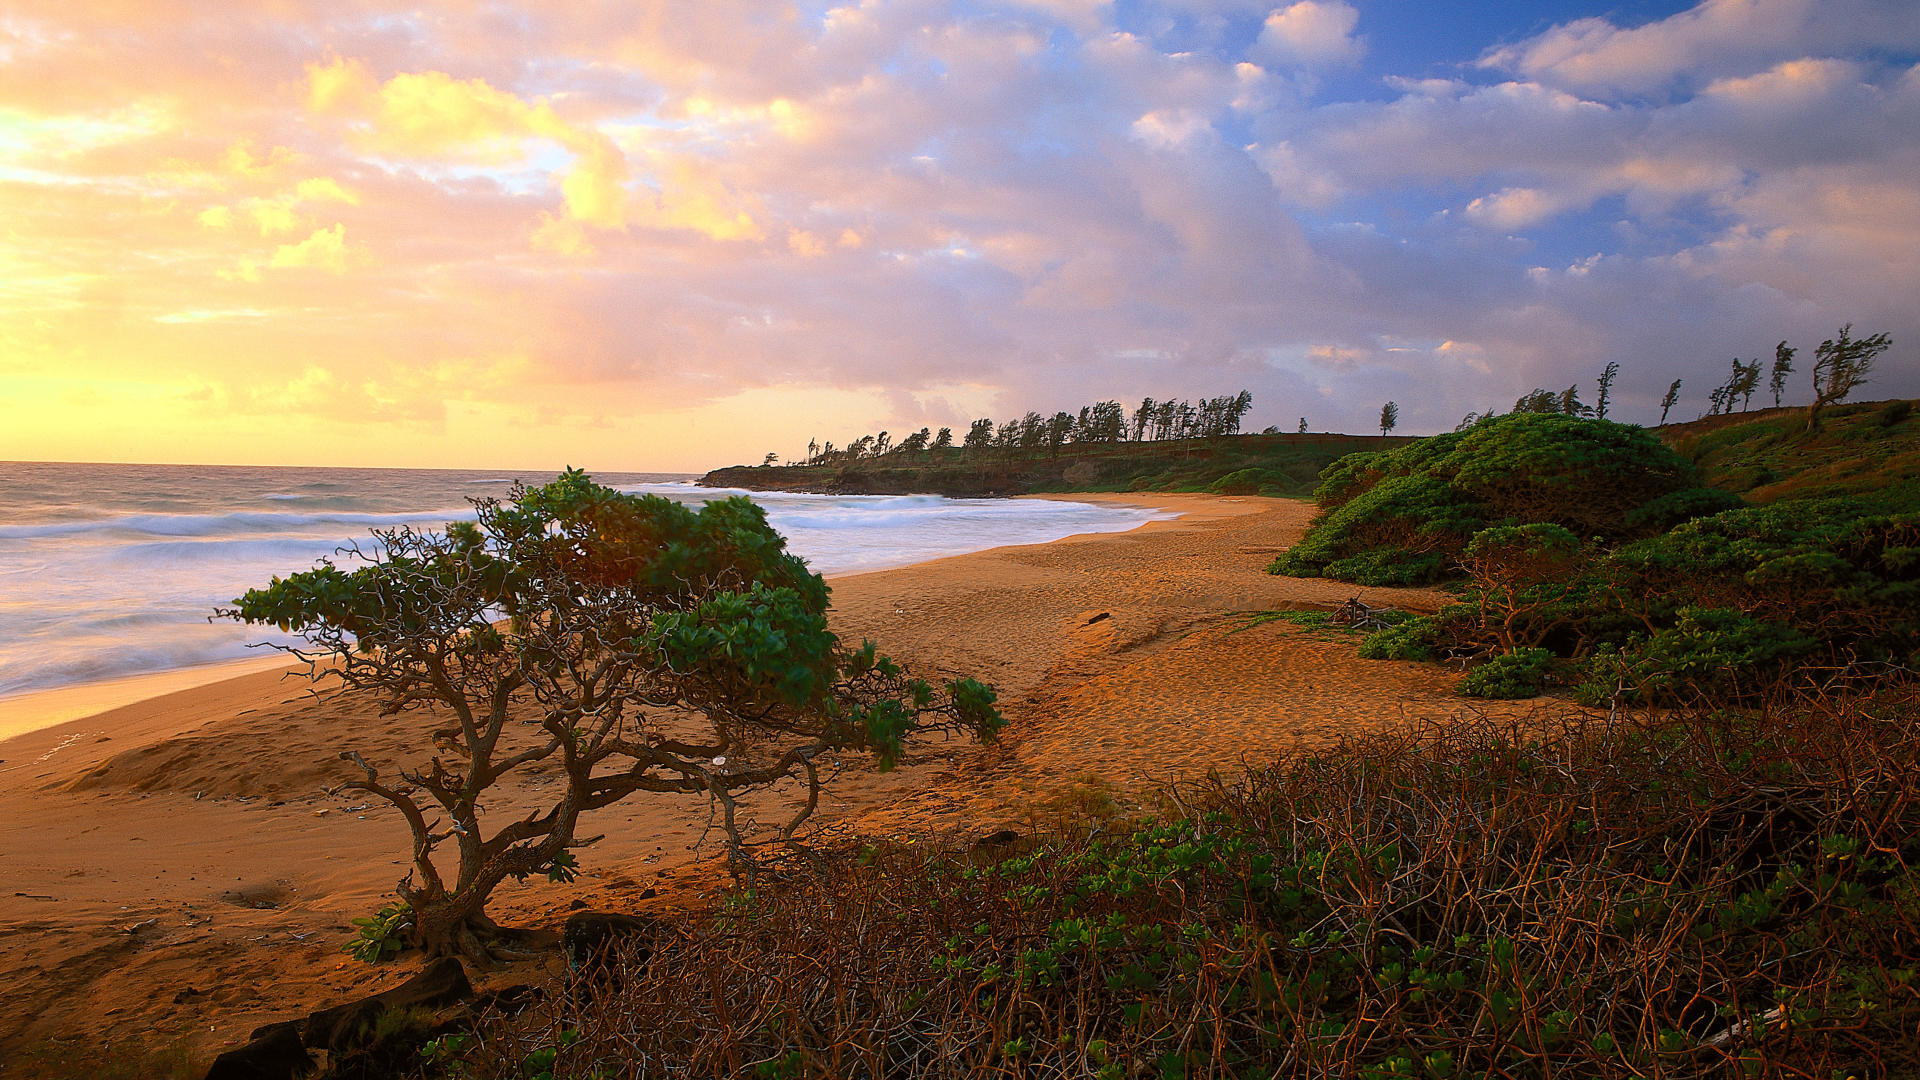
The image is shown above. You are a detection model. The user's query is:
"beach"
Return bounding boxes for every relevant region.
[0,493,1543,1071]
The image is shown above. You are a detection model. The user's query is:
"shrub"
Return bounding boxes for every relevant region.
[1460,647,1556,698]
[1273,414,1722,584]
[1577,608,1817,704]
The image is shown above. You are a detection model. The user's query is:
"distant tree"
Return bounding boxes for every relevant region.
[931,427,953,451]
[1297,417,1307,434]
[805,439,819,464]
[1715,359,1760,413]
[1808,324,1893,431]
[1768,342,1795,408]
[896,428,931,454]
[1736,360,1761,410]
[1557,385,1594,417]
[1229,390,1254,435]
[1046,411,1073,455]
[1595,362,1619,421]
[1261,425,1281,435]
[1514,389,1560,414]
[1708,384,1729,416]
[224,472,1001,960]
[847,435,875,459]
[964,419,994,452]
[1018,412,1046,451]
[1379,401,1399,436]
[996,420,1020,449]
[763,452,778,467]
[873,431,892,456]
[1132,398,1155,441]
[1659,379,1682,425]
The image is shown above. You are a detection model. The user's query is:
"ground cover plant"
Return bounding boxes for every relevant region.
[223,470,1002,962]
[411,688,1920,1079]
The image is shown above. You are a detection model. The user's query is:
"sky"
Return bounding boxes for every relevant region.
[3,0,1917,471]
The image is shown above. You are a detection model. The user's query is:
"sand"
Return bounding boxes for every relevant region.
[0,493,1543,1072]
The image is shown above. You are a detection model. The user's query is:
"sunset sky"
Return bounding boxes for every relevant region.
[3,0,1917,471]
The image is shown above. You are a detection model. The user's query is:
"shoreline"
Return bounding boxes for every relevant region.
[0,491,1220,751]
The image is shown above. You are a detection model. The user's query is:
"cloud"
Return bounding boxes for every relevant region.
[1255,2,1364,67]
[267,223,353,272]
[0,0,1914,470]
[1480,0,1920,99]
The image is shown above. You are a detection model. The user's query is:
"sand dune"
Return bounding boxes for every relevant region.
[0,493,1544,1071]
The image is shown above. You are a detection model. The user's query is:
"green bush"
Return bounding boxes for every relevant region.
[1576,608,1817,704]
[1207,467,1288,495]
[1273,414,1722,584]
[1358,616,1438,661]
[1460,648,1556,698]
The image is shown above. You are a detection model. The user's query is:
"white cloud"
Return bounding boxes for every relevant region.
[1480,0,1920,99]
[1254,1,1364,67]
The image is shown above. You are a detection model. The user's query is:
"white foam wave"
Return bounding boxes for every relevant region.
[0,506,476,541]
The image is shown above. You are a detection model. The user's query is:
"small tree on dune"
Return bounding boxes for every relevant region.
[1769,342,1795,408]
[224,471,1002,963]
[1659,379,1682,425]
[1807,324,1892,432]
[1379,401,1399,436]
[1595,362,1619,421]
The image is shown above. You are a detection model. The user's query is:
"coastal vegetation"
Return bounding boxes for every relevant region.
[223,469,1002,962]
[706,428,1405,498]
[419,693,1920,1079]
[703,391,1408,497]
[1272,379,1918,703]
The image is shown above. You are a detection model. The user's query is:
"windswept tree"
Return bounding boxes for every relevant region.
[963,418,994,453]
[1132,398,1155,441]
[1660,379,1682,425]
[931,427,954,451]
[1714,359,1761,413]
[1297,417,1307,434]
[1595,362,1619,421]
[1513,389,1560,414]
[224,472,1002,962]
[1769,342,1795,408]
[1557,384,1594,417]
[1379,401,1399,436]
[1808,324,1892,431]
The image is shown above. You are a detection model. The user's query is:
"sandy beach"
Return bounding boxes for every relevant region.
[0,493,1543,1073]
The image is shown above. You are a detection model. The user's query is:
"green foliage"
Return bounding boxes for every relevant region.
[1358,616,1438,661]
[1273,413,1718,585]
[345,901,413,963]
[1459,648,1555,699]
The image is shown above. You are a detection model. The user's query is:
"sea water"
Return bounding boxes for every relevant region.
[0,462,1171,699]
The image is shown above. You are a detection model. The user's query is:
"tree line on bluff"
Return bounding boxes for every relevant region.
[1437,324,1891,432]
[794,391,1258,466]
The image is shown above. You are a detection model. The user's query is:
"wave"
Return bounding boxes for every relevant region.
[0,506,477,541]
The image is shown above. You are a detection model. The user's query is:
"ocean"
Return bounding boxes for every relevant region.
[0,462,1171,700]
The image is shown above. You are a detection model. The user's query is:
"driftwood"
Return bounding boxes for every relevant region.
[1329,596,1398,632]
